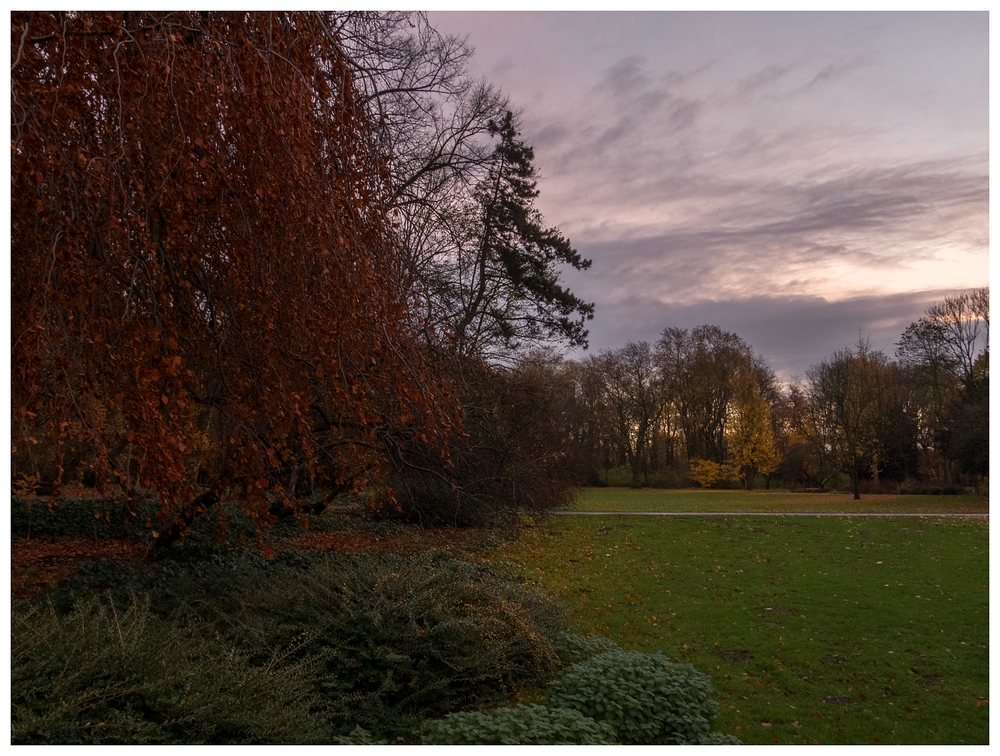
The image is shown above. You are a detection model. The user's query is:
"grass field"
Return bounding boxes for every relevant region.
[563,487,990,515]
[497,489,989,744]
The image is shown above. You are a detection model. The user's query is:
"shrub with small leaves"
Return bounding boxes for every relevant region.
[222,553,565,738]
[11,594,329,744]
[421,704,617,745]
[70,551,564,740]
[21,551,566,743]
[691,730,744,744]
[552,631,622,667]
[547,649,722,745]
[333,726,389,745]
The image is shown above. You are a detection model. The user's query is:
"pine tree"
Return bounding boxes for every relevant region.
[452,111,594,358]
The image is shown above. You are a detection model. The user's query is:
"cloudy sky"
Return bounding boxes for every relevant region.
[430,11,989,381]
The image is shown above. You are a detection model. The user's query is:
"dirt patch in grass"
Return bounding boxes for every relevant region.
[821,696,859,705]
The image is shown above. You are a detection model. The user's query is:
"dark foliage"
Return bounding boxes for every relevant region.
[380,356,580,526]
[421,704,617,745]
[17,549,565,743]
[547,649,727,745]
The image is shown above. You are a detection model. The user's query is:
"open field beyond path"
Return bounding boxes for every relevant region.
[498,489,989,745]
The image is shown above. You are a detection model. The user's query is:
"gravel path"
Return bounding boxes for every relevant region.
[552,511,987,518]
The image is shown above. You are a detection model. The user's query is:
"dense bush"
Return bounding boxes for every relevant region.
[381,358,580,527]
[592,465,733,489]
[20,551,565,743]
[547,649,729,745]
[11,594,328,744]
[552,630,622,667]
[898,484,969,496]
[11,496,160,540]
[15,534,741,744]
[218,553,564,737]
[419,642,741,745]
[421,703,617,745]
[10,495,303,544]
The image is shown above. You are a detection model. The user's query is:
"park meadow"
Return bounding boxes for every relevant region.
[498,487,989,745]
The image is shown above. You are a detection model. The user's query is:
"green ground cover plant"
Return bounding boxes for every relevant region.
[566,487,989,515]
[546,648,733,744]
[419,634,737,745]
[11,593,329,744]
[497,500,988,744]
[12,549,566,744]
[420,703,618,744]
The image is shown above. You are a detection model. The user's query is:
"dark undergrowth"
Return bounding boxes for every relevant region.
[11,495,738,745]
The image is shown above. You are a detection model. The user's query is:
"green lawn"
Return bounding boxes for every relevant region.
[497,491,989,744]
[563,487,989,515]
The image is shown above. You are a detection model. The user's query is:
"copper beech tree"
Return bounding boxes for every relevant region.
[12,11,459,546]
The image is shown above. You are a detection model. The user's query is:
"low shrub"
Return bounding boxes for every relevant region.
[11,492,323,547]
[898,484,968,496]
[11,496,160,540]
[11,594,329,744]
[214,554,565,738]
[421,704,617,745]
[547,649,728,745]
[16,533,740,744]
[420,644,742,745]
[592,465,728,489]
[857,479,900,495]
[333,726,389,745]
[27,550,565,743]
[552,631,622,667]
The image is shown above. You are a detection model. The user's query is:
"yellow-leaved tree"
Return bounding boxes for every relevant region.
[689,458,738,489]
[727,369,780,490]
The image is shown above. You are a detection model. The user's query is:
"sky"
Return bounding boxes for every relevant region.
[430,11,989,381]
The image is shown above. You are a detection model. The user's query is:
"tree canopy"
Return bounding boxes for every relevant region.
[12,11,459,537]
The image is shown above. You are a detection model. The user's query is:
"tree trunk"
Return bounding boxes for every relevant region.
[629,454,643,488]
[146,489,220,561]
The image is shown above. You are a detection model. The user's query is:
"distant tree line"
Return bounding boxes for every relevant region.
[545,288,987,498]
